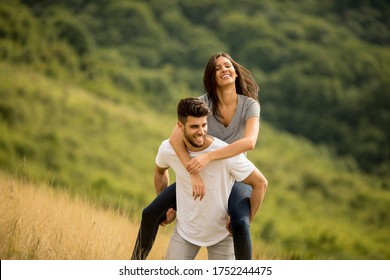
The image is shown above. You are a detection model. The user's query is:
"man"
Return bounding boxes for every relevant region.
[154,97,267,260]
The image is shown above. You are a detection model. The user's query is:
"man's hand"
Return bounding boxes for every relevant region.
[190,173,205,200]
[226,216,232,236]
[186,153,211,174]
[160,208,176,227]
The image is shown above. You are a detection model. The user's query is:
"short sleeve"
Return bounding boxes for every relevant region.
[229,154,255,182]
[244,98,260,121]
[155,140,170,168]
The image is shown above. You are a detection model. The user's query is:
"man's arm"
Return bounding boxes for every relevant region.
[242,168,268,221]
[154,164,176,226]
[154,164,169,195]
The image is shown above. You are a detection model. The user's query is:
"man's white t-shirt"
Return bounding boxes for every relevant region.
[155,137,255,247]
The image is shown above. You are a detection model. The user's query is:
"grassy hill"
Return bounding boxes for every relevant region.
[0,62,174,210]
[2,0,388,174]
[1,62,389,259]
[0,171,184,260]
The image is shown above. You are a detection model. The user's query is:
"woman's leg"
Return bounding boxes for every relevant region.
[228,181,252,260]
[131,182,176,260]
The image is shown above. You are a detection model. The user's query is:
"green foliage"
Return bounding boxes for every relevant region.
[43,6,95,56]
[0,62,175,207]
[104,1,166,47]
[0,1,39,63]
[1,0,389,259]
[248,124,390,259]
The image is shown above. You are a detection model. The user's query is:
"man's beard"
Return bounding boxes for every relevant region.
[183,130,206,148]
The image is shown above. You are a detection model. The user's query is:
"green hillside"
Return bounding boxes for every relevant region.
[1,0,388,173]
[0,62,173,209]
[1,0,389,259]
[1,61,388,259]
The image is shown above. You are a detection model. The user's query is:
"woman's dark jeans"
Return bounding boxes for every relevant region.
[227,181,252,260]
[131,181,252,260]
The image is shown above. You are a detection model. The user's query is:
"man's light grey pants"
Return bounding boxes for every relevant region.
[165,227,235,260]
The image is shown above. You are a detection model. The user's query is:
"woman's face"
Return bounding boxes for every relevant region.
[214,56,238,88]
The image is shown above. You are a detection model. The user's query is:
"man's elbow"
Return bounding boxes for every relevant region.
[262,177,268,191]
[245,169,268,193]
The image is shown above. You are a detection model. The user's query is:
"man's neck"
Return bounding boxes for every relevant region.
[186,135,214,152]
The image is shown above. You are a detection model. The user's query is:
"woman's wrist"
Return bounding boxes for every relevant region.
[207,151,216,162]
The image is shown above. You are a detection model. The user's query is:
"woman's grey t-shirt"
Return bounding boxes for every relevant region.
[198,94,260,144]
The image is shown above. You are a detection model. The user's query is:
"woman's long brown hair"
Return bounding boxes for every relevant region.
[203,52,260,120]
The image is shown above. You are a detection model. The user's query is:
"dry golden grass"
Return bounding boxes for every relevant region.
[0,173,210,260]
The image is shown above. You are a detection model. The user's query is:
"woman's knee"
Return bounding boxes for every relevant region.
[142,204,158,221]
[142,202,175,225]
[228,185,251,230]
[230,214,250,232]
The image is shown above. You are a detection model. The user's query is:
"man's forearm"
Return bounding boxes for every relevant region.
[244,168,268,221]
[154,169,169,195]
[249,187,266,221]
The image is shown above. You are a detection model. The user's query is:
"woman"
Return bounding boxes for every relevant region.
[131,52,262,260]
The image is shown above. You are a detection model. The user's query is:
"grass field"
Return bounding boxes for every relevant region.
[0,172,169,260]
[0,172,220,260]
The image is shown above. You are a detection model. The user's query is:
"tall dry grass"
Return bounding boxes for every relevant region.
[0,172,206,260]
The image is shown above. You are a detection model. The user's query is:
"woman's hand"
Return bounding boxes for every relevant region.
[186,153,211,174]
[190,173,205,200]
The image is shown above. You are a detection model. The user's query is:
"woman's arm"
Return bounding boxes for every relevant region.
[186,116,260,173]
[169,124,190,166]
[169,124,206,200]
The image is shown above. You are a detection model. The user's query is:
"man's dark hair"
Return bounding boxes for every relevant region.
[177,97,211,124]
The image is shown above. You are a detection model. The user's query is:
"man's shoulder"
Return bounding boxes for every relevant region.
[158,139,174,153]
[161,139,170,146]
[156,139,175,168]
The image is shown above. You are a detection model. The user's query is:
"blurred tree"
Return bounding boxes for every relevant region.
[240,39,283,72]
[158,8,227,66]
[102,1,166,47]
[43,6,95,56]
[0,1,39,63]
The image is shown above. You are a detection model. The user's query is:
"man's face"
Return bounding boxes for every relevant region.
[180,115,208,148]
